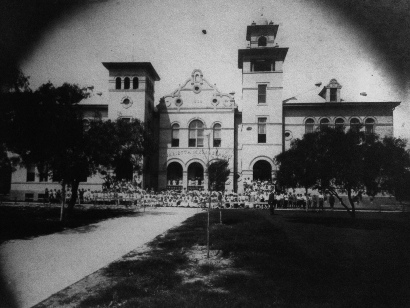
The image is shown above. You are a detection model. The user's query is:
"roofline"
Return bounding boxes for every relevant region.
[246,24,279,41]
[78,104,109,108]
[283,101,401,108]
[238,48,288,68]
[102,62,160,81]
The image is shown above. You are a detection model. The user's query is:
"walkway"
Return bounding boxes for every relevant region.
[0,207,197,308]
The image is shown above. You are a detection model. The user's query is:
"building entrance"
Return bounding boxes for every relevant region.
[167,162,183,190]
[187,162,204,190]
[253,160,272,181]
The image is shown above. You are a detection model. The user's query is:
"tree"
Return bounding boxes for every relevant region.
[275,127,410,218]
[1,80,151,218]
[208,159,230,191]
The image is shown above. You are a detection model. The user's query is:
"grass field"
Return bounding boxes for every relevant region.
[36,209,410,308]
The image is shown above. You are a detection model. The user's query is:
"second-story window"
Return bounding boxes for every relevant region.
[335,118,345,131]
[365,118,375,134]
[133,77,139,89]
[305,118,315,134]
[115,77,121,89]
[213,123,221,147]
[350,118,361,133]
[188,120,204,147]
[320,118,330,131]
[27,165,35,182]
[258,118,267,143]
[258,84,267,104]
[124,77,130,89]
[171,124,180,147]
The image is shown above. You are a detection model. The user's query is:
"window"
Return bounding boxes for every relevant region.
[188,120,204,147]
[252,60,274,72]
[335,118,345,131]
[133,77,139,89]
[39,165,48,182]
[365,118,375,134]
[27,165,35,182]
[305,118,315,134]
[25,193,34,202]
[213,123,221,147]
[258,84,267,104]
[320,118,330,131]
[124,77,130,89]
[330,88,337,102]
[284,130,293,141]
[83,118,91,131]
[258,118,267,143]
[171,124,180,147]
[258,36,267,47]
[121,117,132,123]
[350,118,361,132]
[115,77,121,89]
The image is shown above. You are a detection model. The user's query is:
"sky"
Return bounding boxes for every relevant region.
[13,0,410,139]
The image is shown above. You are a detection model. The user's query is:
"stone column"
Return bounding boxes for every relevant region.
[182,171,188,190]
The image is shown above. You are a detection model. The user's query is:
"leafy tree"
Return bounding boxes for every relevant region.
[208,159,230,191]
[1,80,151,218]
[275,127,410,218]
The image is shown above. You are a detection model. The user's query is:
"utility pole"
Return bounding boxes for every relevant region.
[206,133,211,259]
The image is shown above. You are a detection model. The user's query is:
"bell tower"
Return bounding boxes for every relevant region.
[238,16,288,182]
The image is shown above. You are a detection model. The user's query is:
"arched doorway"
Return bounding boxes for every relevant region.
[253,160,272,181]
[187,162,204,190]
[167,162,183,189]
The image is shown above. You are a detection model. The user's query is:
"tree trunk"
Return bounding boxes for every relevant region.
[305,187,308,212]
[60,181,66,222]
[327,187,354,218]
[346,188,356,218]
[67,180,79,215]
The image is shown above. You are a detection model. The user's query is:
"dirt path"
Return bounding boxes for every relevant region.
[0,207,197,308]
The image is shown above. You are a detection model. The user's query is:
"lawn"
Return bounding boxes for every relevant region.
[0,204,139,243]
[35,209,410,308]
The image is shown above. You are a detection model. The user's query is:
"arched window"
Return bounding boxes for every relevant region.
[335,118,345,131]
[213,123,221,147]
[258,36,267,47]
[188,120,204,147]
[115,77,121,89]
[320,118,330,131]
[305,118,315,134]
[365,118,375,134]
[350,118,361,132]
[124,77,130,89]
[171,124,180,147]
[133,77,139,89]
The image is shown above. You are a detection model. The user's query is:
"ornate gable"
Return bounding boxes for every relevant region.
[160,69,235,109]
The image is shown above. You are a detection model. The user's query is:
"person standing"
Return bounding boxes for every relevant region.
[217,191,223,208]
[329,194,335,210]
[268,190,275,215]
[318,192,324,211]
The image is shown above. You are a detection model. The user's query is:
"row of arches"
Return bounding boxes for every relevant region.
[115,77,139,90]
[172,120,222,148]
[305,117,376,134]
[166,159,272,190]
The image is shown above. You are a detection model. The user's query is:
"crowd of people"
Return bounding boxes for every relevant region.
[41,178,339,210]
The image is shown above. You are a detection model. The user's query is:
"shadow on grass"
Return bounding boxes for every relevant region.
[283,212,410,231]
[73,209,410,308]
